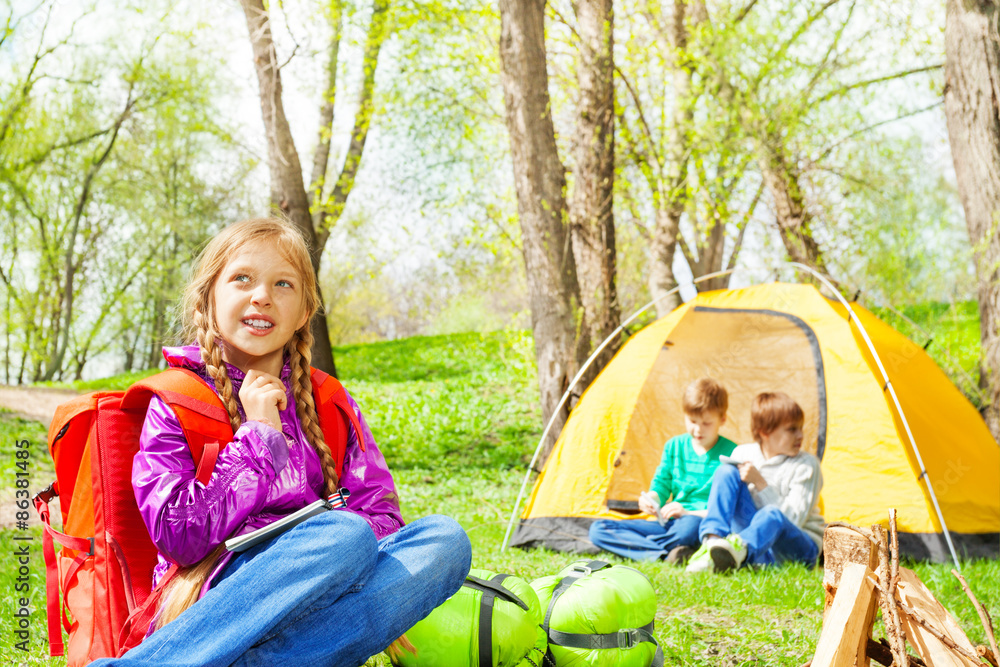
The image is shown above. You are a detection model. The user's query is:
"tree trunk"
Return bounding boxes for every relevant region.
[757,136,829,276]
[682,210,729,292]
[569,0,620,372]
[648,0,699,319]
[649,206,683,317]
[499,0,583,464]
[944,0,1000,437]
[241,0,337,375]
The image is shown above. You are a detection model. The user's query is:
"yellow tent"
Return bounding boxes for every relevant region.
[509,283,1000,561]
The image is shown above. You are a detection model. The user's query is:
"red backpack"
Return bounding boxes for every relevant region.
[32,367,363,666]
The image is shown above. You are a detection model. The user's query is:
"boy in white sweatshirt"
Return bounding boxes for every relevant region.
[686,392,825,573]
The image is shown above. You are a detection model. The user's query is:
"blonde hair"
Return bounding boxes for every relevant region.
[750,392,804,444]
[157,218,340,629]
[682,377,728,417]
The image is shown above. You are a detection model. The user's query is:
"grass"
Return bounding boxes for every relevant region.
[7,460,995,665]
[3,318,998,664]
[334,331,542,470]
[870,300,984,407]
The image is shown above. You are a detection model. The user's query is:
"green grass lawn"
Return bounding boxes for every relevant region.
[4,458,996,665]
[5,323,999,665]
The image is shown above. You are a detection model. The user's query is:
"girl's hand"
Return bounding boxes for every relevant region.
[660,501,686,520]
[239,370,287,427]
[638,491,660,515]
[737,462,768,491]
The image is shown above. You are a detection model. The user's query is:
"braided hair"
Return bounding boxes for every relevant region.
[157,218,332,628]
[288,327,339,493]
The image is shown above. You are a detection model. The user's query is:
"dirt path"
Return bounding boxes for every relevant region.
[0,386,78,529]
[0,384,80,429]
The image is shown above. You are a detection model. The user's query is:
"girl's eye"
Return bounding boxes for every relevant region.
[277,279,293,288]
[234,274,250,283]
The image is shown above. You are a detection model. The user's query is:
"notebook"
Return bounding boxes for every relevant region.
[225,498,333,553]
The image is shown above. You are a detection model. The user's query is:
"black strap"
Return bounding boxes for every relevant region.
[542,562,663,667]
[548,621,656,649]
[464,574,528,611]
[653,642,664,667]
[463,573,526,667]
[542,560,610,631]
[542,561,611,666]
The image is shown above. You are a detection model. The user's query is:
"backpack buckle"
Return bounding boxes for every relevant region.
[617,629,639,649]
[570,564,592,576]
[33,482,58,505]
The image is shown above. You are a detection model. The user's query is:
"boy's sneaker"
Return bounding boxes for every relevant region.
[665,545,695,566]
[683,544,713,573]
[708,534,748,572]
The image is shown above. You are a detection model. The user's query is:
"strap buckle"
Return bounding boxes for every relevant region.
[570,564,592,576]
[33,482,58,505]
[617,629,639,649]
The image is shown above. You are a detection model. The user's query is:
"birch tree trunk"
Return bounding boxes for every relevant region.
[241,0,336,375]
[570,0,620,369]
[499,0,584,463]
[944,0,1000,437]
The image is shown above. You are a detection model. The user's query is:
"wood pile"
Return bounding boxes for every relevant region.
[804,509,998,667]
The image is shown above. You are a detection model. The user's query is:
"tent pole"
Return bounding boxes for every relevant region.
[786,263,962,570]
[500,269,737,553]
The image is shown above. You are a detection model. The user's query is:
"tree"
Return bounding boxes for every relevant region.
[498,0,585,458]
[239,0,390,376]
[943,0,1000,436]
[0,5,252,382]
[621,0,705,317]
[568,0,620,367]
[617,0,759,313]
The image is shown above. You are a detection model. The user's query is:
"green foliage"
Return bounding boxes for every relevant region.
[824,135,972,306]
[871,300,984,406]
[0,1,255,384]
[338,330,542,469]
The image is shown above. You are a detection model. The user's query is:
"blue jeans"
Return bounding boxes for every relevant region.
[92,511,472,667]
[589,514,702,561]
[699,464,819,567]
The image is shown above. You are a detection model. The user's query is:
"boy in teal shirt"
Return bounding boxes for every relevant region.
[589,378,737,563]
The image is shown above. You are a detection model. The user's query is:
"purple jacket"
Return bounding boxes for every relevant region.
[132,345,403,594]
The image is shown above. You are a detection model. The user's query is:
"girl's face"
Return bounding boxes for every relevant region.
[211,240,309,376]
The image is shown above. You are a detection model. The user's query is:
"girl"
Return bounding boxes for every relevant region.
[93,218,471,666]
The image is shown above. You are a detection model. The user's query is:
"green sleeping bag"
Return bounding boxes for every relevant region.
[531,560,663,667]
[391,568,547,667]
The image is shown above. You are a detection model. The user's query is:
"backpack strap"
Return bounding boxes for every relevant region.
[311,368,366,479]
[117,563,181,656]
[463,574,528,667]
[123,368,363,485]
[122,368,234,486]
[541,561,664,667]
